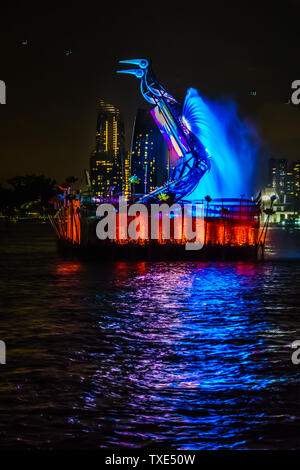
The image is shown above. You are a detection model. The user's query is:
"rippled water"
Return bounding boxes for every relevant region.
[1,221,300,450]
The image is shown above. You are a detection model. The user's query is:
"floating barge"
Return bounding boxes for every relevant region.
[49,195,263,261]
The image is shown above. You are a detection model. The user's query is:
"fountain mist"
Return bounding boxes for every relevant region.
[182,88,259,199]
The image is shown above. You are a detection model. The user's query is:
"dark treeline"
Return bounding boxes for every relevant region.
[0,174,57,218]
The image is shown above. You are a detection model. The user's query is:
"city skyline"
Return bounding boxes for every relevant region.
[1,4,300,185]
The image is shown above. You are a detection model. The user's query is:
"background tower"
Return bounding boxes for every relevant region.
[90,100,125,199]
[130,108,167,196]
[268,158,288,203]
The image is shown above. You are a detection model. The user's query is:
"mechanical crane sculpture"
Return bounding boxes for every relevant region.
[117,59,211,204]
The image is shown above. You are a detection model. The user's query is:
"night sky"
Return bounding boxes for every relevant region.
[0,2,299,185]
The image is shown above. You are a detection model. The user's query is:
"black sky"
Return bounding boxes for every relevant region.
[0,2,300,185]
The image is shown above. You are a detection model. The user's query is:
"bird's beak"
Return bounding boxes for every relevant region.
[118,59,149,69]
[116,69,144,78]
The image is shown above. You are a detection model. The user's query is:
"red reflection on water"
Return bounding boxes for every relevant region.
[56,261,82,275]
[113,261,148,277]
[235,262,256,276]
[136,262,147,274]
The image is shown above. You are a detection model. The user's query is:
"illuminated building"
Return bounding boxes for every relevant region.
[130,108,167,196]
[123,150,131,200]
[289,161,300,209]
[261,186,295,224]
[263,158,300,224]
[268,158,288,202]
[90,100,124,199]
[268,158,300,208]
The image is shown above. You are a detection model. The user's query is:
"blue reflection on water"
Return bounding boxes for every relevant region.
[1,224,300,451]
[76,262,299,449]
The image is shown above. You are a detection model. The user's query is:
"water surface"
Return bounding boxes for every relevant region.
[0,221,300,449]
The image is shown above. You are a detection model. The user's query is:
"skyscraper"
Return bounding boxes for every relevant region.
[130,108,167,196]
[267,157,300,212]
[268,158,288,202]
[90,100,124,199]
[288,160,300,208]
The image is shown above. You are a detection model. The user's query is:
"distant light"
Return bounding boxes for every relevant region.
[21,40,28,46]
[65,50,72,56]
[262,195,270,201]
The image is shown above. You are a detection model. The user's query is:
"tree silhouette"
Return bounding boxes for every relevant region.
[7,174,57,209]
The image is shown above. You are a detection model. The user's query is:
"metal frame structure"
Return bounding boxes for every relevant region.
[117,59,211,204]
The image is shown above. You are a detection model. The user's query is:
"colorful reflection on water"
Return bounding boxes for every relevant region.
[1,223,300,449]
